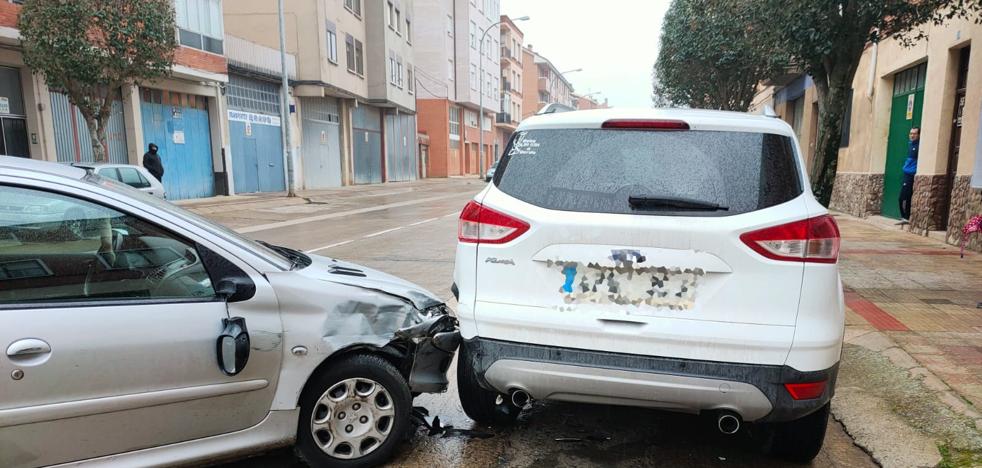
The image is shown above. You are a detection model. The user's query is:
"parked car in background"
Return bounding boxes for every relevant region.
[485,161,499,182]
[0,157,460,468]
[453,109,844,463]
[71,162,166,199]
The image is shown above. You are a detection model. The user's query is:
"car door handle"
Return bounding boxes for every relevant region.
[7,339,51,357]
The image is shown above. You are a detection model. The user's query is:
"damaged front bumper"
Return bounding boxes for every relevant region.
[392,312,461,394]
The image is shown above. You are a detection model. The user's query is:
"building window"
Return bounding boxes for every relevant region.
[470,21,477,49]
[406,19,412,43]
[449,106,461,139]
[407,65,414,94]
[390,55,398,85]
[448,59,454,81]
[175,0,224,54]
[447,14,453,37]
[466,110,478,128]
[228,75,281,115]
[397,58,404,88]
[395,8,402,35]
[387,2,395,29]
[470,64,477,90]
[344,0,362,17]
[326,27,338,64]
[346,34,364,76]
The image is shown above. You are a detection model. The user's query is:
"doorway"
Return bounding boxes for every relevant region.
[881,63,927,219]
[939,46,971,229]
[0,66,29,158]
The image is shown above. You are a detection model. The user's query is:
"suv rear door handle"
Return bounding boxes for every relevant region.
[7,339,51,357]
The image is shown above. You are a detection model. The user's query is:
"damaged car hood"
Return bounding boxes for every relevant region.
[300,254,444,311]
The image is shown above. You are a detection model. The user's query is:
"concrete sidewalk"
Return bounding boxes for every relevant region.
[833,212,982,467]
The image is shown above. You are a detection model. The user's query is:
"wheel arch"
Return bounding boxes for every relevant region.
[295,344,407,408]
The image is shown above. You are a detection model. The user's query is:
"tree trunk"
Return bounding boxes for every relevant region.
[85,117,109,162]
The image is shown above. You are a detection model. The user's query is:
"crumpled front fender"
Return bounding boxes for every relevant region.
[392,313,460,393]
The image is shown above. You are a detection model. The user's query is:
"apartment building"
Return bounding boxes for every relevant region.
[1,0,232,200]
[520,45,576,119]
[494,15,523,157]
[414,0,500,177]
[225,0,418,189]
[574,93,609,110]
[751,19,982,253]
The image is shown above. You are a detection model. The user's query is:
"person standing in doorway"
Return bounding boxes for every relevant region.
[143,143,164,183]
[898,127,920,223]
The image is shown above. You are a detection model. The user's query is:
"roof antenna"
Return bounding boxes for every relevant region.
[762,105,779,118]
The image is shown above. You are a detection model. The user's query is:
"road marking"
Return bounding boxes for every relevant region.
[304,213,453,253]
[443,211,460,218]
[236,193,464,234]
[364,227,405,238]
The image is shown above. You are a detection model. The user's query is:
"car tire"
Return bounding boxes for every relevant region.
[763,403,830,463]
[457,345,520,425]
[295,354,411,468]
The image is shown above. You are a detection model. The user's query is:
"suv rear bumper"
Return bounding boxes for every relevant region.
[462,338,837,423]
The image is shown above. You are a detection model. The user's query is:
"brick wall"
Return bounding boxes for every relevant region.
[416,99,451,177]
[174,46,227,75]
[0,2,21,28]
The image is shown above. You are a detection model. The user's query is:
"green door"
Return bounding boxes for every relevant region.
[881,63,926,218]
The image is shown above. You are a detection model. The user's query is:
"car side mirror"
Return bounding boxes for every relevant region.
[216,317,250,376]
[216,278,253,303]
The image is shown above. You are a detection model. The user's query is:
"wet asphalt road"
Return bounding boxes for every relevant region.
[201,179,875,467]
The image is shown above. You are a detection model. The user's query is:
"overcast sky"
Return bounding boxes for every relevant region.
[500,0,671,108]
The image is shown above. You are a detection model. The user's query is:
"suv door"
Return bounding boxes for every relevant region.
[0,184,281,467]
[470,127,808,365]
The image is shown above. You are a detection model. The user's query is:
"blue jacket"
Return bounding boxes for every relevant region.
[902,140,919,175]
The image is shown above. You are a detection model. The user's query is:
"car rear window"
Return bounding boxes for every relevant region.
[494,129,802,216]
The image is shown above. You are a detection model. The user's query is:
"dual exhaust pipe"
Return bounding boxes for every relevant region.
[505,388,742,435]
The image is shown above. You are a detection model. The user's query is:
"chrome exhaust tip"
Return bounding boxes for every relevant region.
[510,389,531,408]
[717,411,741,435]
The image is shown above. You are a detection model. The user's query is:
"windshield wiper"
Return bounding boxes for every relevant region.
[628,196,728,212]
[257,240,311,269]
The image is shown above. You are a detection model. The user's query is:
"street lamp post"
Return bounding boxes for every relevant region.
[478,16,529,180]
[277,0,296,197]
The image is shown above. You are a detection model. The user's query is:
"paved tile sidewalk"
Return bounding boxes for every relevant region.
[837,213,982,422]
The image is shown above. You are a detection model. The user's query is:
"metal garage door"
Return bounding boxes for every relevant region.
[140,89,214,200]
[50,90,128,164]
[227,75,286,194]
[300,97,342,189]
[353,105,382,184]
[384,111,417,182]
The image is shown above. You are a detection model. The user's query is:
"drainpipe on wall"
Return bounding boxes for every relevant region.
[866,42,878,100]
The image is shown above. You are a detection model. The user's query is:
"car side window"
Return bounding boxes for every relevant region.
[98,168,121,182]
[0,185,216,305]
[118,168,151,189]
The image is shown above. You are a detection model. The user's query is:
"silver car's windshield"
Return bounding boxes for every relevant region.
[84,173,293,270]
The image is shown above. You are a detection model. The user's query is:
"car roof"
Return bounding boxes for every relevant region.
[517,108,794,135]
[0,156,87,180]
[72,162,137,169]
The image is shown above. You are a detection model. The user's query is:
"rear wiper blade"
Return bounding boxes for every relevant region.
[628,196,728,211]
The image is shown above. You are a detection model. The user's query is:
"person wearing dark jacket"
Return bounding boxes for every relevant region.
[143,143,164,182]
[898,127,919,223]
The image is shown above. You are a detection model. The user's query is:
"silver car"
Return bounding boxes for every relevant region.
[0,156,459,468]
[71,162,167,199]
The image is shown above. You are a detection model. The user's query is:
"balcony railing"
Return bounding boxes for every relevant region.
[496,112,512,124]
[502,79,512,92]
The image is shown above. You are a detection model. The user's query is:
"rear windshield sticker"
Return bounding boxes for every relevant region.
[508,132,540,156]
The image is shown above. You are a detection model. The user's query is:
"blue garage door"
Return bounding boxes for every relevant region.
[384,111,417,182]
[353,105,382,184]
[140,89,214,200]
[227,75,285,194]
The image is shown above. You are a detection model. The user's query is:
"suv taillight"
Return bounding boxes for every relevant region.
[458,201,530,244]
[739,215,840,264]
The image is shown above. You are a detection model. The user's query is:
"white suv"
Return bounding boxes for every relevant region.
[452,109,844,462]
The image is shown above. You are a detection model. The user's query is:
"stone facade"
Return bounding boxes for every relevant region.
[945,176,982,253]
[909,174,949,233]
[830,172,884,217]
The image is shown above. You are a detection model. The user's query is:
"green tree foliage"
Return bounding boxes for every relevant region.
[654,0,787,111]
[19,0,176,161]
[760,0,982,205]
